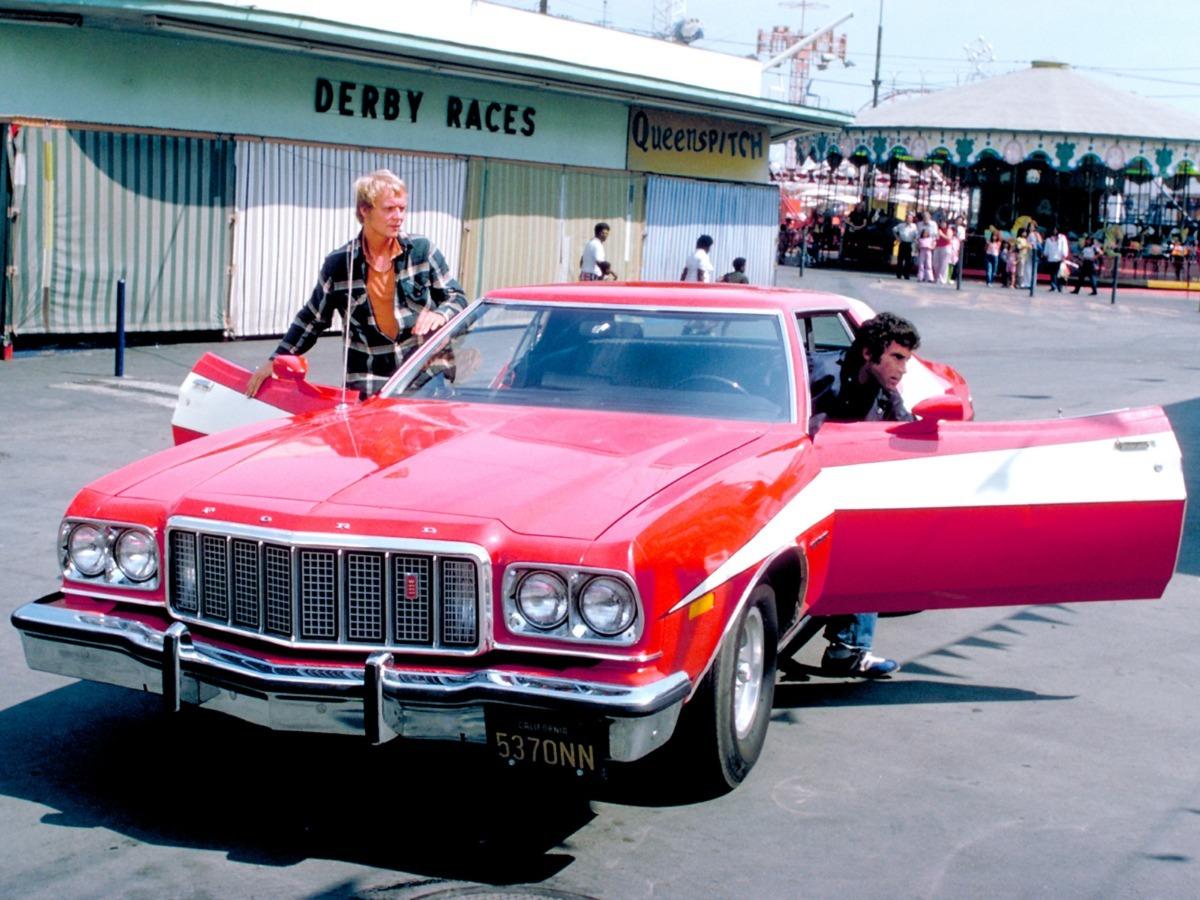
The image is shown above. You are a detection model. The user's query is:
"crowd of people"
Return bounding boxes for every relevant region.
[778,204,1198,293]
[978,221,1115,294]
[587,213,1196,293]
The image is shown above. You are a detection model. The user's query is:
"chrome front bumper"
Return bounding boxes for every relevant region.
[12,594,689,763]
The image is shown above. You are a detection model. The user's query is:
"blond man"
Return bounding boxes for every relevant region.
[248,169,465,397]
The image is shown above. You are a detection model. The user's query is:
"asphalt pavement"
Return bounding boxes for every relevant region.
[1,266,1198,899]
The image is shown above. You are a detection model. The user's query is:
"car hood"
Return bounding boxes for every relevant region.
[119,401,767,540]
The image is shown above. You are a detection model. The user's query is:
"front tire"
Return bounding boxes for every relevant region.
[681,584,778,794]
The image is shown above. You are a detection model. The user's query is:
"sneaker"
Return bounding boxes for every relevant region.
[821,646,900,678]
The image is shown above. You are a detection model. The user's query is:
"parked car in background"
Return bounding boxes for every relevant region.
[12,283,1185,795]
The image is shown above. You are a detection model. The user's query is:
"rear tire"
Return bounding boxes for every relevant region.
[680,583,778,795]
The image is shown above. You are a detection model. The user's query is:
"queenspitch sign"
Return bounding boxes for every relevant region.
[627,108,769,183]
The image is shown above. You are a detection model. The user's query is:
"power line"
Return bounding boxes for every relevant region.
[1077,69,1200,87]
[1085,65,1200,72]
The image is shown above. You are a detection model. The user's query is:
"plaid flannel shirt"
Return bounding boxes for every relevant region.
[273,231,467,396]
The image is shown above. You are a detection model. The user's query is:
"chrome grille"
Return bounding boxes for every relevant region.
[393,555,432,643]
[264,544,292,635]
[441,559,478,646]
[300,550,337,640]
[167,527,481,650]
[200,535,228,619]
[169,531,199,613]
[232,539,260,628]
[346,552,384,642]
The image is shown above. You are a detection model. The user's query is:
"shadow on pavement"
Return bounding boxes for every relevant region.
[773,678,1075,710]
[0,683,594,884]
[775,603,1081,710]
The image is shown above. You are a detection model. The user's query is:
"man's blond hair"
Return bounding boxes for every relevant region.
[354,169,407,223]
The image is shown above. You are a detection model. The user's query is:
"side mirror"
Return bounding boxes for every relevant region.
[912,394,966,424]
[271,354,309,381]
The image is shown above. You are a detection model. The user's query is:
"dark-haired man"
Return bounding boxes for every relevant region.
[681,234,715,282]
[809,311,921,677]
[720,257,749,283]
[580,222,610,281]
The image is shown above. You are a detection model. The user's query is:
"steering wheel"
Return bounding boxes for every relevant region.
[672,374,750,396]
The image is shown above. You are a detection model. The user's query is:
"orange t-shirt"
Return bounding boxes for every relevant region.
[365,236,403,340]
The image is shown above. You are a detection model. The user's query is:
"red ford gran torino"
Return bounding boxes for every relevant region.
[12,284,1186,794]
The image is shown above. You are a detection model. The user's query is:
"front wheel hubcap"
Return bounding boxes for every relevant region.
[732,607,765,739]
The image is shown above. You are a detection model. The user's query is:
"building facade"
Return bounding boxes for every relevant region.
[0,1,848,345]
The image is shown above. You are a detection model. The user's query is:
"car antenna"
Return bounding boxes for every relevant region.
[337,238,354,413]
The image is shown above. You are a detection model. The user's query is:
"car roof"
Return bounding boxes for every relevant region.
[483,282,861,314]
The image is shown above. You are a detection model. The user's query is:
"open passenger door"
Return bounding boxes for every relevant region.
[805,406,1185,616]
[171,353,354,444]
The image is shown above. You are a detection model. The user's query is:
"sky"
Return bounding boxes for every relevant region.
[490,0,1200,121]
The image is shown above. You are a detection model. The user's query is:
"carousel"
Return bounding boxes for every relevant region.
[790,61,1200,285]
[776,157,968,266]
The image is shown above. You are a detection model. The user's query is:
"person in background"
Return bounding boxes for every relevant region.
[246,168,464,399]
[892,213,918,280]
[1027,219,1044,285]
[1042,224,1069,292]
[1170,235,1188,280]
[1016,227,1033,288]
[681,234,716,282]
[777,218,794,264]
[579,221,610,281]
[720,257,749,284]
[985,231,1002,286]
[933,218,954,284]
[1071,235,1101,295]
[1002,239,1017,288]
[916,212,937,282]
[948,215,966,282]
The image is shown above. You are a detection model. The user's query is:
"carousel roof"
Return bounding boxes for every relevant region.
[850,62,1200,144]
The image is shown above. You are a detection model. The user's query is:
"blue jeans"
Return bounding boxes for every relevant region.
[823,613,877,650]
[984,255,998,285]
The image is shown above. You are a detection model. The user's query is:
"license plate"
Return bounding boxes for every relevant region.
[486,710,608,778]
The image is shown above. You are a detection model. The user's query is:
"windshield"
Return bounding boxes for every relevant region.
[384,302,793,422]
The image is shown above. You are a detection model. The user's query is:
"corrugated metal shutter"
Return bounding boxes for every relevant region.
[643,175,779,285]
[460,159,561,298]
[561,170,646,283]
[461,161,647,296]
[7,125,234,334]
[231,141,467,337]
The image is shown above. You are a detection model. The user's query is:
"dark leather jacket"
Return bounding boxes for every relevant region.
[809,355,912,430]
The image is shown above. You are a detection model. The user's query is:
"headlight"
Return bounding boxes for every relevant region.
[579,576,637,635]
[60,518,160,590]
[68,524,107,576]
[515,571,569,628]
[114,529,157,582]
[503,565,643,646]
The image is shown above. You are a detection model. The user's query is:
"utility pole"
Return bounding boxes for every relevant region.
[871,0,883,107]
